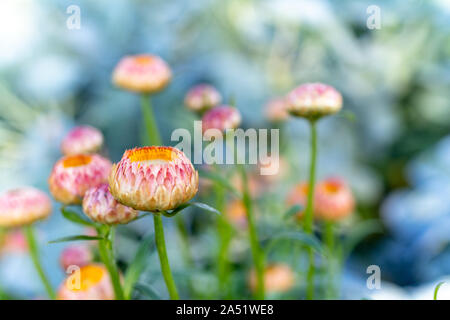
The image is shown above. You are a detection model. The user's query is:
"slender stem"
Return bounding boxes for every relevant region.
[141,94,162,146]
[140,93,187,300]
[0,284,7,300]
[324,221,335,299]
[304,120,318,300]
[240,165,265,299]
[214,175,232,298]
[324,221,334,252]
[24,225,56,300]
[98,226,125,300]
[434,282,445,300]
[153,214,179,300]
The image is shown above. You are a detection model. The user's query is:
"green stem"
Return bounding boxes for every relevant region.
[0,284,7,300]
[141,94,162,146]
[153,214,179,300]
[140,93,186,300]
[24,225,55,300]
[98,226,125,300]
[215,176,232,298]
[434,282,445,300]
[324,221,335,299]
[240,165,265,299]
[304,120,318,300]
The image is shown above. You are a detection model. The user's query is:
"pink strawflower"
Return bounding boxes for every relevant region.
[83,183,138,225]
[225,200,247,229]
[286,182,309,219]
[0,230,28,255]
[60,245,93,271]
[202,105,241,139]
[112,54,172,93]
[184,84,222,113]
[57,264,115,300]
[61,126,104,156]
[109,146,198,212]
[0,188,52,227]
[249,264,295,294]
[49,154,112,205]
[315,177,354,221]
[287,83,342,120]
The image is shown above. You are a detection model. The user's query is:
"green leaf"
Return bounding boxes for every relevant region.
[124,233,155,299]
[264,231,325,256]
[48,235,104,244]
[134,283,161,300]
[198,169,241,197]
[163,203,190,217]
[162,202,221,218]
[434,282,445,300]
[190,202,221,215]
[284,205,302,218]
[61,207,97,227]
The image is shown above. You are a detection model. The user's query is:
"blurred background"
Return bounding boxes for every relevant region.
[1,0,450,299]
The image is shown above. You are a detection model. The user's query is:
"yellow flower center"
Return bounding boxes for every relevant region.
[297,183,309,196]
[323,182,340,194]
[67,265,105,292]
[63,155,92,168]
[134,55,154,65]
[128,147,175,163]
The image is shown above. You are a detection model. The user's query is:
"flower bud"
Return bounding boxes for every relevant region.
[49,154,112,204]
[83,183,138,224]
[185,84,222,113]
[57,264,115,300]
[287,83,342,120]
[0,188,51,227]
[61,126,104,156]
[112,54,171,93]
[109,146,198,212]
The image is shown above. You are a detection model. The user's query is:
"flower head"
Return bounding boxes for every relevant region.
[49,154,112,205]
[225,200,247,229]
[109,146,198,212]
[0,230,28,255]
[265,98,289,122]
[185,84,222,113]
[249,264,294,294]
[202,105,241,139]
[112,54,171,93]
[286,182,309,218]
[286,178,354,221]
[83,183,138,225]
[57,264,115,300]
[287,83,342,120]
[61,126,104,156]
[315,177,354,221]
[0,188,51,227]
[60,245,92,271]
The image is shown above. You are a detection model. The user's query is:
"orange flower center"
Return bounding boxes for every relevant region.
[323,182,340,194]
[134,55,154,65]
[297,183,309,196]
[226,200,246,221]
[66,265,105,292]
[128,147,175,163]
[63,155,92,168]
